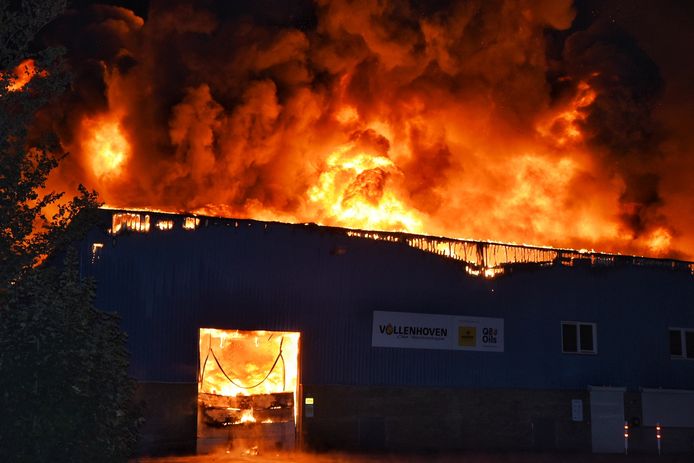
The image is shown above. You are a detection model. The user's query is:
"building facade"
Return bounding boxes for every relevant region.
[80,210,694,455]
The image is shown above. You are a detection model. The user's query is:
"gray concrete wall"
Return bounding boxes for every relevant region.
[130,383,694,455]
[301,385,591,452]
[624,392,694,454]
[134,382,197,455]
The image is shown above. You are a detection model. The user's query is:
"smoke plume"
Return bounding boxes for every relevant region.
[32,0,694,258]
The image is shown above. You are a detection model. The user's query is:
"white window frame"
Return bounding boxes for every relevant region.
[669,327,694,360]
[561,321,598,355]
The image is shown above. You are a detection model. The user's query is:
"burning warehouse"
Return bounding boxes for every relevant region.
[4,0,694,457]
[79,209,694,455]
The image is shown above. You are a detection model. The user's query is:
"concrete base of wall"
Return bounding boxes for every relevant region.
[624,392,694,454]
[134,382,197,456]
[130,383,694,455]
[301,385,591,452]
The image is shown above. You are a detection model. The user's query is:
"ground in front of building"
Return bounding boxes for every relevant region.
[136,450,693,463]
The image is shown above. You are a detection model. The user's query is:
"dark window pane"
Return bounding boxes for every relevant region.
[562,323,577,352]
[686,332,694,359]
[670,330,683,357]
[580,324,594,352]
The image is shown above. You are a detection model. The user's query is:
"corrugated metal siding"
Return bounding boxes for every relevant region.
[80,213,694,390]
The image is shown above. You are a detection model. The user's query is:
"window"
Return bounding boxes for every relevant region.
[669,328,694,359]
[561,322,597,354]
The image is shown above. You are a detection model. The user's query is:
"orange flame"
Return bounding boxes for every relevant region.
[51,3,691,260]
[308,144,424,232]
[646,227,672,255]
[238,408,256,424]
[75,77,663,259]
[80,114,129,180]
[537,80,597,147]
[198,329,300,398]
[4,59,44,92]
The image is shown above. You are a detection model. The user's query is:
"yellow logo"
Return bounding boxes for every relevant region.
[458,326,476,346]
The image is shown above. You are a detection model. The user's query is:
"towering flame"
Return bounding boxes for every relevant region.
[28,0,694,259]
[308,143,424,232]
[81,114,129,179]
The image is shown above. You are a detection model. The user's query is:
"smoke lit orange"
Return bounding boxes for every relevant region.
[80,114,129,180]
[34,0,693,260]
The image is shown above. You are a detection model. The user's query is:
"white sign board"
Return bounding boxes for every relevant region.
[371,310,504,352]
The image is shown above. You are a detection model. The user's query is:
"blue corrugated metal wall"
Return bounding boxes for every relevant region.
[80,213,694,390]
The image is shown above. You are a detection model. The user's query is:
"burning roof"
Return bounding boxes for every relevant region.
[104,209,694,279]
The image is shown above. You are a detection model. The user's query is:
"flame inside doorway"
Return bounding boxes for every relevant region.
[197,328,301,453]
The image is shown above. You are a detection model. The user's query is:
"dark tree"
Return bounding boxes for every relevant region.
[0,2,138,461]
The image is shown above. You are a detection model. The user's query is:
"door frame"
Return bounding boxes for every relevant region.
[588,385,626,454]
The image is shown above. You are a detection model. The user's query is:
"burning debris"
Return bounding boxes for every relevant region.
[11,0,691,260]
[198,392,294,427]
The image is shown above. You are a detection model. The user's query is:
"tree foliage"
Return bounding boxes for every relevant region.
[0,0,81,290]
[0,1,139,461]
[0,254,138,462]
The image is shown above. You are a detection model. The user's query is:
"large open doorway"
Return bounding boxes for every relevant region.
[197,328,301,454]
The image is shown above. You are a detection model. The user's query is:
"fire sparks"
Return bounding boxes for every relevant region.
[81,115,129,180]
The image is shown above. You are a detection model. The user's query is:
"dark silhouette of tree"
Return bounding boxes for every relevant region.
[0,2,139,461]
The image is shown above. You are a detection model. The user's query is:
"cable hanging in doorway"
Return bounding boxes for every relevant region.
[199,335,286,391]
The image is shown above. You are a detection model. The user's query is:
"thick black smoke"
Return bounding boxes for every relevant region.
[553,18,666,239]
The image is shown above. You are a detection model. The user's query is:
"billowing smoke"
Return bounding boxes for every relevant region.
[557,18,666,240]
[34,0,693,258]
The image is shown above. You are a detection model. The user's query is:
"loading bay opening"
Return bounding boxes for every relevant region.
[197,328,301,453]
